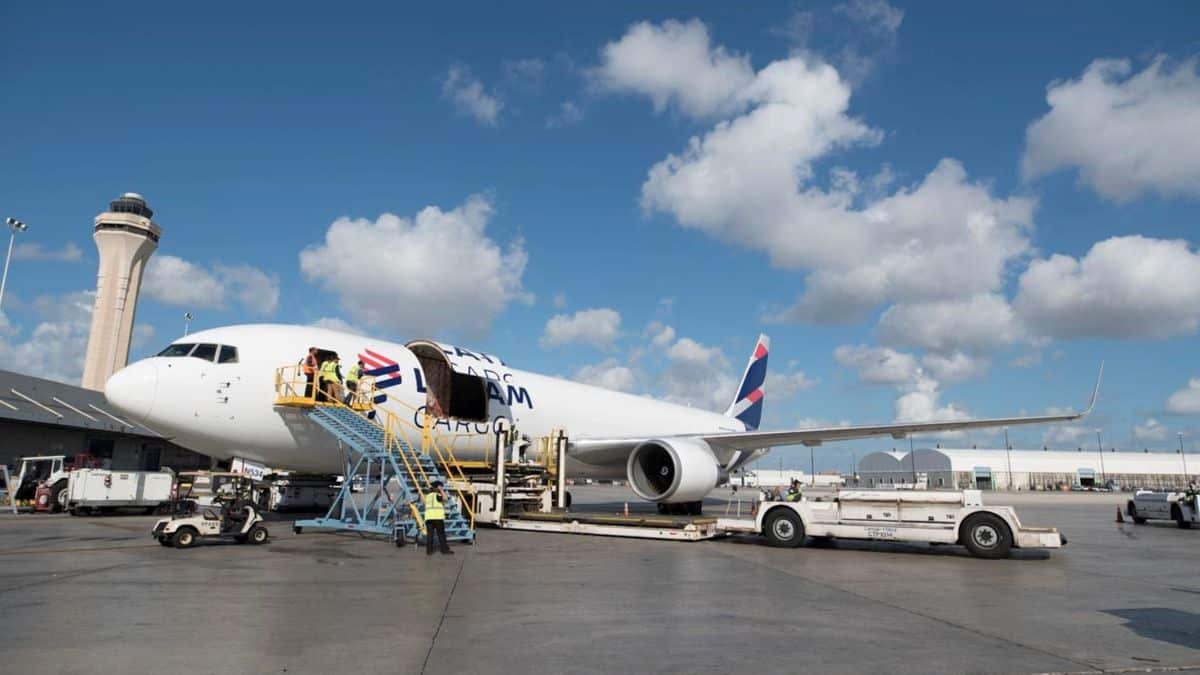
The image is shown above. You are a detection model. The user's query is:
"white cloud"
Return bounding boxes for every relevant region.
[834,344,918,385]
[501,58,545,90]
[660,336,737,411]
[921,352,988,384]
[877,293,1023,354]
[607,23,1033,325]
[144,255,223,309]
[217,264,279,316]
[0,290,94,383]
[143,255,279,315]
[442,65,503,126]
[592,19,755,118]
[13,242,83,262]
[796,417,852,429]
[551,292,567,309]
[541,308,622,349]
[1022,56,1200,202]
[1042,425,1092,447]
[646,321,676,348]
[1167,378,1200,415]
[766,370,819,397]
[299,194,528,337]
[894,372,970,425]
[1013,236,1200,339]
[311,317,361,335]
[1133,418,1169,443]
[573,358,637,393]
[546,100,585,129]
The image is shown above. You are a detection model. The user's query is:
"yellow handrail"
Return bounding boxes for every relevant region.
[273,364,478,530]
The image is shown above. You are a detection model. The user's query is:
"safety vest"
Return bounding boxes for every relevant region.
[786,489,802,502]
[319,360,339,382]
[423,491,445,521]
[346,364,361,384]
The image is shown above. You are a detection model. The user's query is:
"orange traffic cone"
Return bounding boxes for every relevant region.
[1115,506,1125,523]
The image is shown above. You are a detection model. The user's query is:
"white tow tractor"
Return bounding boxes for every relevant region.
[1126,489,1200,528]
[720,489,1066,558]
[152,476,269,548]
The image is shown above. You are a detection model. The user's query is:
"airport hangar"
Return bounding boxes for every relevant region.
[859,447,1199,491]
[0,368,210,472]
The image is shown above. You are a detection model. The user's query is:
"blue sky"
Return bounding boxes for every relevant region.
[2,1,1199,470]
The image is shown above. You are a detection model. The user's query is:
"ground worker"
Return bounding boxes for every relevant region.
[319,354,342,403]
[343,359,363,406]
[786,479,803,502]
[422,481,454,555]
[301,347,318,399]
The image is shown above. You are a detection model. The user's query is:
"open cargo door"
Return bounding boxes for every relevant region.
[405,340,490,422]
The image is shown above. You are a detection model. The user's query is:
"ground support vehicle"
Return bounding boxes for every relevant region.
[66,468,173,515]
[718,489,1066,559]
[151,499,269,548]
[1127,490,1200,528]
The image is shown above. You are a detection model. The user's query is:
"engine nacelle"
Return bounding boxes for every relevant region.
[626,438,722,503]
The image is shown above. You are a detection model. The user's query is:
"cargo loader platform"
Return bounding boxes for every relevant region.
[499,510,722,541]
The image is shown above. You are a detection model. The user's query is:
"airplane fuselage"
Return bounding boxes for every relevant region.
[104,324,746,477]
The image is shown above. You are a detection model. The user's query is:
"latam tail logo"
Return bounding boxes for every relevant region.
[724,335,769,431]
[358,349,403,404]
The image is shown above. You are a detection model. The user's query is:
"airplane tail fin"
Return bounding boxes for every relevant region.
[724,334,769,431]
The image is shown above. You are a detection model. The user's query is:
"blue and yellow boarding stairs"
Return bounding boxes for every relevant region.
[273,365,475,546]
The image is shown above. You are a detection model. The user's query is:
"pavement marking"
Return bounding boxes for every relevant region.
[421,549,469,675]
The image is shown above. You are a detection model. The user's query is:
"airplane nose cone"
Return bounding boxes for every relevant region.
[104,361,158,422]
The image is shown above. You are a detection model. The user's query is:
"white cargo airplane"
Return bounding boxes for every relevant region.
[104,324,1100,512]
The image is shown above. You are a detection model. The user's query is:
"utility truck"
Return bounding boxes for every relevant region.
[1126,489,1199,528]
[720,489,1066,558]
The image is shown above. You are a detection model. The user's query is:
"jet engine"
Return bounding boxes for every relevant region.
[626,438,722,504]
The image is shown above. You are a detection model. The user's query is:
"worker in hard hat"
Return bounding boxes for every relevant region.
[422,481,454,555]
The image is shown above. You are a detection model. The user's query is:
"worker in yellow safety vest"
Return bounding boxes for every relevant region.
[343,359,363,405]
[319,355,342,403]
[785,479,803,502]
[422,481,453,555]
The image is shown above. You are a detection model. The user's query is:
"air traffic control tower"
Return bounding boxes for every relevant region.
[81,193,162,391]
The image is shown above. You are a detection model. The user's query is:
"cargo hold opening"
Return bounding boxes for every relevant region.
[407,341,489,422]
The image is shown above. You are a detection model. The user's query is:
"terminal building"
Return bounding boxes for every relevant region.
[858,447,1199,491]
[0,368,209,472]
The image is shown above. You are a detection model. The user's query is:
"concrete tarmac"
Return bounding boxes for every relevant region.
[1,487,1198,674]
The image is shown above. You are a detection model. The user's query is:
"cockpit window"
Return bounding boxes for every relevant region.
[190,343,218,361]
[157,343,196,357]
[217,345,238,364]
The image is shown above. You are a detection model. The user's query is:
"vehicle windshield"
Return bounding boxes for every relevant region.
[157,343,196,357]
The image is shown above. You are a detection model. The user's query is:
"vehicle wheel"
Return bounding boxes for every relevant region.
[961,513,1012,559]
[1172,505,1192,529]
[563,491,573,509]
[53,482,68,512]
[248,525,269,544]
[1127,502,1148,525]
[172,527,199,549]
[763,508,806,548]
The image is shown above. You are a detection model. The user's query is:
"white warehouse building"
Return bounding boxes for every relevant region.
[858,448,1200,491]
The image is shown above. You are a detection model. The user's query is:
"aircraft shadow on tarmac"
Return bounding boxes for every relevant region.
[721,534,1051,560]
[1103,608,1200,650]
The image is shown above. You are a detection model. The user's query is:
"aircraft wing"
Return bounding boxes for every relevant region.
[570,364,1102,465]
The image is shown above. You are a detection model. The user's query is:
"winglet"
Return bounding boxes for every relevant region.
[1081,361,1103,416]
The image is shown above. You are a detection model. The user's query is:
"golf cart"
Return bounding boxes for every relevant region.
[152,475,269,548]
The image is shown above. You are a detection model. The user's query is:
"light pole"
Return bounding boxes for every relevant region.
[0,217,29,312]
[183,312,194,336]
[1095,429,1106,486]
[1004,427,1013,491]
[1180,432,1189,484]
[909,435,917,485]
[809,445,815,485]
